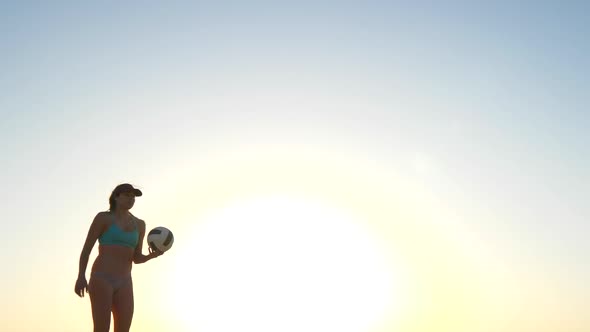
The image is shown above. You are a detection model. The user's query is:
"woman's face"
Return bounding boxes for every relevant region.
[115,191,136,210]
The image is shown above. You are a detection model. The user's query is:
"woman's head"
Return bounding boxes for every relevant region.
[109,183,142,211]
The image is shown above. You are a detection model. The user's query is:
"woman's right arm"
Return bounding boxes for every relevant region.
[75,212,105,296]
[78,212,106,277]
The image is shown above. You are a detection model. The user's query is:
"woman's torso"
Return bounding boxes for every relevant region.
[91,212,139,276]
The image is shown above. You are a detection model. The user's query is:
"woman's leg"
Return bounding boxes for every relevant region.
[88,275,113,332]
[112,278,134,332]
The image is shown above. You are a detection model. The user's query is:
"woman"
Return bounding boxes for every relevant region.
[75,183,164,332]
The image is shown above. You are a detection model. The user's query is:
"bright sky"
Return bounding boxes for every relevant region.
[1,2,589,332]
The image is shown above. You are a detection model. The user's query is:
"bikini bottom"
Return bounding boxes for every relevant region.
[91,271,132,293]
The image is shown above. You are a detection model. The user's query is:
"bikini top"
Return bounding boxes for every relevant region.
[98,213,139,249]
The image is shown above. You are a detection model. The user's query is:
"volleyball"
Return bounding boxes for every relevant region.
[147,227,174,252]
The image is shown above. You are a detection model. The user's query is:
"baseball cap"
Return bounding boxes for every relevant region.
[113,183,143,197]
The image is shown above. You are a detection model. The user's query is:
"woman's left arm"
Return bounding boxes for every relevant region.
[133,219,163,264]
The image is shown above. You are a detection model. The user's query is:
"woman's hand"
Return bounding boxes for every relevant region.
[149,246,164,259]
[75,277,88,297]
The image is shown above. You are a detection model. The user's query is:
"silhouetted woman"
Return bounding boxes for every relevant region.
[75,183,163,332]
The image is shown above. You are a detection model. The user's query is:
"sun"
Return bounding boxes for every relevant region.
[169,194,400,332]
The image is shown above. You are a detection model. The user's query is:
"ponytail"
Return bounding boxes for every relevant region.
[108,192,117,211]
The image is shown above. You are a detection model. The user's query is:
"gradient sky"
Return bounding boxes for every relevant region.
[1,2,588,332]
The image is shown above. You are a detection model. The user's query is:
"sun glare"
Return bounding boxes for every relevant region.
[170,195,400,332]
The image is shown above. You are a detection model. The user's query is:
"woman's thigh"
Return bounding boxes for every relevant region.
[112,278,134,332]
[88,276,113,332]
